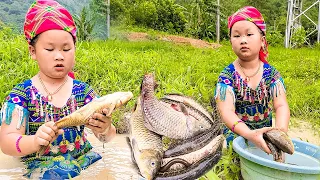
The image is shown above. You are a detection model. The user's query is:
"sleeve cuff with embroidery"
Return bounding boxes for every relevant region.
[0,102,29,131]
[214,83,236,104]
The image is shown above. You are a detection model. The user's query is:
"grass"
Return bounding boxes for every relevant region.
[0,29,319,178]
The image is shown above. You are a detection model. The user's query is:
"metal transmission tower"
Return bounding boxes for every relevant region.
[285,0,320,48]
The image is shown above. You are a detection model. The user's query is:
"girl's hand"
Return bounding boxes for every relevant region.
[86,108,112,134]
[33,121,64,150]
[244,127,273,154]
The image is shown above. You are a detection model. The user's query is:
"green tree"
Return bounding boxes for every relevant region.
[73,7,95,41]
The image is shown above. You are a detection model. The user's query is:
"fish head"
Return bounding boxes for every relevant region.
[264,129,294,154]
[137,149,162,180]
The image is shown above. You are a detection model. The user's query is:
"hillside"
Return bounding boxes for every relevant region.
[0,0,90,31]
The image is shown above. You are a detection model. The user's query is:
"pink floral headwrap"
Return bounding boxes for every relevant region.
[228,6,268,63]
[23,0,77,44]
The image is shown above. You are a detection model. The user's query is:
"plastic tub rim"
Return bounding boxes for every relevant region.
[232,136,320,174]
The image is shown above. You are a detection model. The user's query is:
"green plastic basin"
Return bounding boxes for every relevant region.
[233,136,320,180]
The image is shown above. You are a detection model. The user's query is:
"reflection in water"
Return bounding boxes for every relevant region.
[0,133,141,180]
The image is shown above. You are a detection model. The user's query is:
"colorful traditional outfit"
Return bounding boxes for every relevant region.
[0,80,101,179]
[215,6,286,144]
[0,1,99,179]
[215,63,285,144]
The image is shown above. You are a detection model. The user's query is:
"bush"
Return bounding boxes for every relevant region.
[291,27,307,48]
[130,1,158,27]
[267,30,284,47]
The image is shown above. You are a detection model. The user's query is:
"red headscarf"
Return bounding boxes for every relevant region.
[24,0,77,79]
[24,0,77,44]
[228,6,268,64]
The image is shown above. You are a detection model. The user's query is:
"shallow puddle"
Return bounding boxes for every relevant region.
[0,133,141,180]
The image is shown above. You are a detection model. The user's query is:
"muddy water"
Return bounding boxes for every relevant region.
[0,133,141,180]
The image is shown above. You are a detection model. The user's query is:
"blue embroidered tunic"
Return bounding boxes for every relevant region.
[0,79,101,179]
[214,63,286,144]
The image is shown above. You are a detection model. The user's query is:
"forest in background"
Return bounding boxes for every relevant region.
[0,0,319,47]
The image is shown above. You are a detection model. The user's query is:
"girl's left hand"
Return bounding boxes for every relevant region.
[86,108,112,134]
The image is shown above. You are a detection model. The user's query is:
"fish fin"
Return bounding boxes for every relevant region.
[126,137,137,164]
[179,103,189,116]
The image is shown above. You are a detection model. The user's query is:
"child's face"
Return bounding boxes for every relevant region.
[29,29,75,78]
[230,21,265,61]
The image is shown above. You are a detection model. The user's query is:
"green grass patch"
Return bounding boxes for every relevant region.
[0,30,319,179]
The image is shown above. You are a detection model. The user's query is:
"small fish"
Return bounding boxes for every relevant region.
[127,97,163,180]
[141,73,211,139]
[37,91,133,157]
[155,152,222,180]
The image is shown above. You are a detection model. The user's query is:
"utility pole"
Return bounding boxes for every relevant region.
[216,0,220,43]
[106,0,110,39]
[317,1,320,44]
[285,0,319,48]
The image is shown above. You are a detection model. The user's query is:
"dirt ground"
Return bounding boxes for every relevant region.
[287,120,320,146]
[125,32,222,49]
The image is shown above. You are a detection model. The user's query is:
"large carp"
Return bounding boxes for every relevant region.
[141,73,211,139]
[38,91,133,156]
[161,94,214,124]
[127,97,163,180]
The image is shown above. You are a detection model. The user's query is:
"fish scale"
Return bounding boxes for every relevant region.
[162,94,215,123]
[141,73,209,139]
[128,97,163,180]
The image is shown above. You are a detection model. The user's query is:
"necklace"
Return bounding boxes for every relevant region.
[237,60,261,82]
[38,74,68,101]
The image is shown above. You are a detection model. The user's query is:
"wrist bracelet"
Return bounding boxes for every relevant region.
[231,120,244,132]
[16,135,23,153]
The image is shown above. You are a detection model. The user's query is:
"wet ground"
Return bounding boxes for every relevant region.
[0,133,141,180]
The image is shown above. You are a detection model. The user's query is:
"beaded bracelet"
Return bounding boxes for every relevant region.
[16,135,23,153]
[231,120,244,132]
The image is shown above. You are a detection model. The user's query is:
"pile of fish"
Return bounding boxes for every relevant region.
[127,73,224,180]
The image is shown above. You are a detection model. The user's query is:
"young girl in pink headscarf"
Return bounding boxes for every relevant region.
[0,1,116,179]
[214,6,290,154]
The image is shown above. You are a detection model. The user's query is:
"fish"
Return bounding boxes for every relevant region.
[159,97,213,128]
[164,125,222,158]
[263,129,295,162]
[160,134,224,171]
[140,73,211,139]
[161,94,215,123]
[37,91,133,157]
[155,152,222,180]
[209,96,221,123]
[127,97,163,180]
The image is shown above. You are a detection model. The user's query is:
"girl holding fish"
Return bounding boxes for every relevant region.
[0,0,116,179]
[214,6,290,154]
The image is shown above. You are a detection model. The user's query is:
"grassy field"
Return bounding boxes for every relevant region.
[1,31,319,127]
[0,30,319,179]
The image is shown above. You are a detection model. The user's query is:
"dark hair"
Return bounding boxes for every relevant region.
[29,32,76,47]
